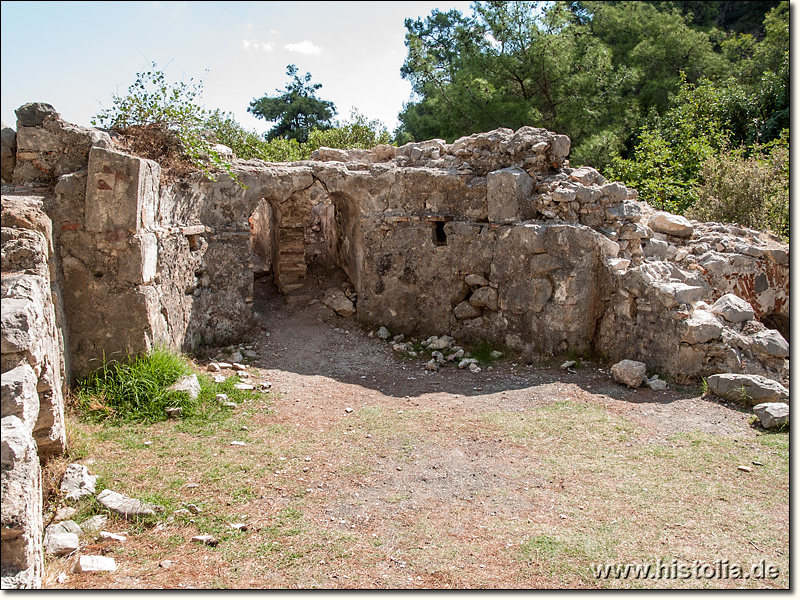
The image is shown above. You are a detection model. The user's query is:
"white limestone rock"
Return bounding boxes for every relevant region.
[96,489,163,518]
[649,212,694,237]
[710,294,755,324]
[706,373,789,406]
[166,374,200,400]
[74,555,117,573]
[752,403,789,429]
[60,464,97,501]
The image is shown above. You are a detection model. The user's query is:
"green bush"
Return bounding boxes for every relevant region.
[92,62,234,180]
[204,109,393,164]
[689,130,789,240]
[306,111,392,150]
[606,76,729,214]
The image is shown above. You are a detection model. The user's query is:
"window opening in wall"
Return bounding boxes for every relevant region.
[434,220,448,247]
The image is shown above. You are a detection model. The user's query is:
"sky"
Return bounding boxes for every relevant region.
[0,1,474,134]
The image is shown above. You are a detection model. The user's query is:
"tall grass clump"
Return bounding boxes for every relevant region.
[75,348,195,423]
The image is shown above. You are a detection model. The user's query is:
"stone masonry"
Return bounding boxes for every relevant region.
[0,103,790,587]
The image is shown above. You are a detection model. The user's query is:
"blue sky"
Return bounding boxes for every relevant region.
[1,1,473,134]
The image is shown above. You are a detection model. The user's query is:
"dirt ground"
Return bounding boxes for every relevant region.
[248,269,752,440]
[49,270,787,589]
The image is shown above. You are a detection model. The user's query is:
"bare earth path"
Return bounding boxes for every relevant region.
[52,275,788,589]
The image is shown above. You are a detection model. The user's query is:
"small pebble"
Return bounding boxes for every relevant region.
[191,535,217,546]
[737,465,753,473]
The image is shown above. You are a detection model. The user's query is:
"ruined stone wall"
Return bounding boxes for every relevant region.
[3,104,789,386]
[1,194,68,588]
[0,102,790,589]
[123,125,789,384]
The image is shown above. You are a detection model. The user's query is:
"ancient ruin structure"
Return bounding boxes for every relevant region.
[1,103,789,587]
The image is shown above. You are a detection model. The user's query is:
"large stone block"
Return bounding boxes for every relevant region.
[0,363,39,431]
[710,293,755,323]
[648,211,694,237]
[15,103,58,128]
[748,329,789,359]
[1,123,16,183]
[117,232,158,285]
[752,402,789,429]
[487,167,532,223]
[1,298,44,355]
[706,373,789,405]
[612,360,647,388]
[681,310,723,344]
[85,147,160,233]
[0,416,43,589]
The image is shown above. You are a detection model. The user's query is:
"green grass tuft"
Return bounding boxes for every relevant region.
[75,347,195,423]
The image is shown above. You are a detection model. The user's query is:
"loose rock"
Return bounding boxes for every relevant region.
[98,531,127,543]
[74,556,117,573]
[166,374,201,399]
[649,212,694,237]
[60,463,97,501]
[97,489,163,517]
[80,515,108,533]
[165,407,183,418]
[43,532,79,556]
[191,535,217,546]
[706,373,789,405]
[53,506,78,523]
[710,294,755,324]
[752,402,789,429]
[611,360,647,388]
[321,288,356,317]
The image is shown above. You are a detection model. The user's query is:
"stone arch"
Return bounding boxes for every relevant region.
[327,190,364,295]
[243,182,363,301]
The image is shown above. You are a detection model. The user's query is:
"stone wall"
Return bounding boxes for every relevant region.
[0,101,791,589]
[3,104,789,385]
[1,193,68,588]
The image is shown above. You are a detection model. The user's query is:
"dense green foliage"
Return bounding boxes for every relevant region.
[248,64,337,143]
[397,0,788,236]
[93,2,787,237]
[690,132,789,238]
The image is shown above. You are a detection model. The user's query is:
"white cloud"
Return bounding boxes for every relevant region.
[284,40,323,56]
[242,40,274,52]
[484,32,502,49]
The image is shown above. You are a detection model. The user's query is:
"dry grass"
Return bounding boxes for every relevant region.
[44,374,788,589]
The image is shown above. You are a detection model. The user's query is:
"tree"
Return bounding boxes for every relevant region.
[249,65,336,143]
[398,2,627,165]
